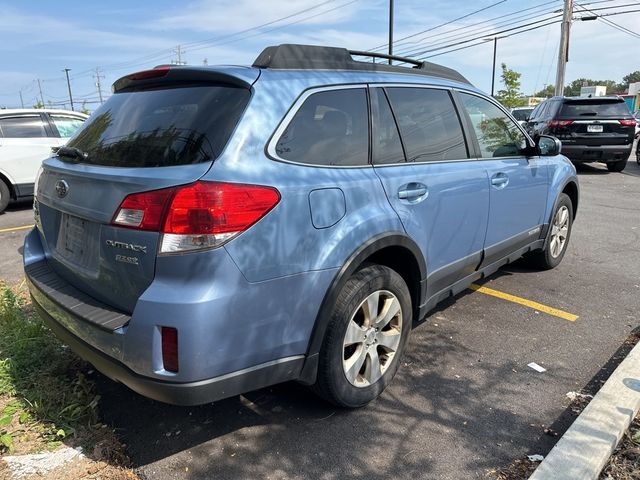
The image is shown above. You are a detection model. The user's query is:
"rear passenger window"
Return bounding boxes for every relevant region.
[50,115,85,138]
[385,87,468,162]
[371,88,405,164]
[459,93,527,158]
[0,116,47,138]
[275,89,369,166]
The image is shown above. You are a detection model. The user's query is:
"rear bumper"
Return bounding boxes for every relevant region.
[23,227,335,405]
[560,143,632,163]
[31,296,303,406]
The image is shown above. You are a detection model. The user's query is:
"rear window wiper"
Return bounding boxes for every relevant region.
[52,146,89,162]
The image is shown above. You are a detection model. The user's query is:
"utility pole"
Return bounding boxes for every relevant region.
[555,0,573,96]
[19,91,24,108]
[491,37,498,96]
[388,0,394,64]
[63,68,74,111]
[172,45,187,65]
[37,79,45,107]
[94,67,105,104]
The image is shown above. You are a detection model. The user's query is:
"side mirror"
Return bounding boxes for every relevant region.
[537,135,561,156]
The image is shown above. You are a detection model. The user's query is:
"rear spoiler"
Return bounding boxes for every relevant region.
[113,66,253,93]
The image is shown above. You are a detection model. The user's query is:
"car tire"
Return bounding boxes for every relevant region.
[0,181,10,214]
[527,193,573,270]
[606,160,627,172]
[313,265,412,408]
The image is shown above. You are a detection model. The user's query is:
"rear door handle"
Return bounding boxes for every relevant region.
[490,173,509,189]
[398,182,428,201]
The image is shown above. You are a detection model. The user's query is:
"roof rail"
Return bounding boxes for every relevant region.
[252,44,471,85]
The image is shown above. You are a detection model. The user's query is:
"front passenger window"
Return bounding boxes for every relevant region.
[459,93,527,158]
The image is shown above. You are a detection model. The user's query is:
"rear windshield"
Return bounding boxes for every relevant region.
[511,109,533,121]
[65,85,250,167]
[560,100,630,117]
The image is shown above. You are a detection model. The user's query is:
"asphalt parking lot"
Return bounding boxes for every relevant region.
[0,152,639,479]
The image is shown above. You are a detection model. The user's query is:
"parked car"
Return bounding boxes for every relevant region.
[525,96,636,172]
[635,110,640,138]
[510,106,534,126]
[23,44,579,408]
[0,109,87,213]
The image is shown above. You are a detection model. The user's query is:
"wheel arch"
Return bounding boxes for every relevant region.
[298,232,426,384]
[562,180,579,220]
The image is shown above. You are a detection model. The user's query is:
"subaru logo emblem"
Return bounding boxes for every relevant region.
[55,180,69,198]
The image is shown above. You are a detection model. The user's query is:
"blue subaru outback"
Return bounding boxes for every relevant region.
[24,44,578,408]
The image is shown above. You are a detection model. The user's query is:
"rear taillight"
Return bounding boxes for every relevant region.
[161,327,178,373]
[112,181,280,253]
[547,120,574,128]
[619,119,637,127]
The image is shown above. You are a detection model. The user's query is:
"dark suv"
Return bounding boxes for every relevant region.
[525,96,636,172]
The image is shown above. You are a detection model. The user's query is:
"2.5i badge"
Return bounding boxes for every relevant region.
[115,254,139,265]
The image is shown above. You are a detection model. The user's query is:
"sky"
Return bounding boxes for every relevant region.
[0,0,639,110]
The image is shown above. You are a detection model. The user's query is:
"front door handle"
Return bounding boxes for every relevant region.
[490,173,509,189]
[398,182,428,201]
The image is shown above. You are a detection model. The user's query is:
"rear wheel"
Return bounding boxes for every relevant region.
[313,265,412,407]
[0,181,10,214]
[527,193,573,270]
[606,159,627,172]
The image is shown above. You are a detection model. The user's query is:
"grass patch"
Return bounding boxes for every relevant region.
[0,282,100,455]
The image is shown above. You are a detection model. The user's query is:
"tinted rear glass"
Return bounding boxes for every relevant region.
[560,100,630,117]
[0,116,47,138]
[511,109,532,121]
[65,85,250,167]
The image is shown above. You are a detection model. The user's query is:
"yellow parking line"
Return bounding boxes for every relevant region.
[0,225,33,234]
[469,283,579,322]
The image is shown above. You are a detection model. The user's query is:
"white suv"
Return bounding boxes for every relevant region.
[0,109,87,213]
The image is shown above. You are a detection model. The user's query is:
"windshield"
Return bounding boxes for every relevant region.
[560,100,630,117]
[65,85,250,167]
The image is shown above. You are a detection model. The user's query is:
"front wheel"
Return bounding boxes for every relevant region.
[606,159,627,172]
[313,265,412,408]
[0,181,10,214]
[527,193,573,270]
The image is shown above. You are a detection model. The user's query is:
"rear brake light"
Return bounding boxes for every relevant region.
[112,181,280,253]
[619,119,637,127]
[126,66,170,81]
[161,327,178,373]
[547,120,574,128]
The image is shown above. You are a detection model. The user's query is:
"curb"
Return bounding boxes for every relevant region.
[529,338,640,480]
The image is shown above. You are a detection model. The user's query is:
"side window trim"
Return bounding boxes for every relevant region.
[450,89,482,159]
[42,113,60,138]
[266,84,372,169]
[368,86,408,164]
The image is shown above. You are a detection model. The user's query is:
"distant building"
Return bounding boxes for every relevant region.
[579,85,607,97]
[526,97,545,106]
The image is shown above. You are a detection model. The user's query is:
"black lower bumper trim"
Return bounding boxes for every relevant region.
[31,299,304,406]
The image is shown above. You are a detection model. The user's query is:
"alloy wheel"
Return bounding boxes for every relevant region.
[342,290,403,387]
[549,205,570,258]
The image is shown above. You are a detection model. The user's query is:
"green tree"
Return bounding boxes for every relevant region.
[33,101,44,109]
[534,84,555,98]
[494,63,526,108]
[80,101,89,115]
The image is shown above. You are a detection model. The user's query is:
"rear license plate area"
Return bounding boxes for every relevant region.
[55,213,98,269]
[587,124,603,133]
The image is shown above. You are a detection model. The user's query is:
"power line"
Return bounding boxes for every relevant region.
[369,0,509,52]
[575,2,640,38]
[400,2,639,60]
[71,0,343,77]
[391,0,564,56]
[182,0,361,56]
